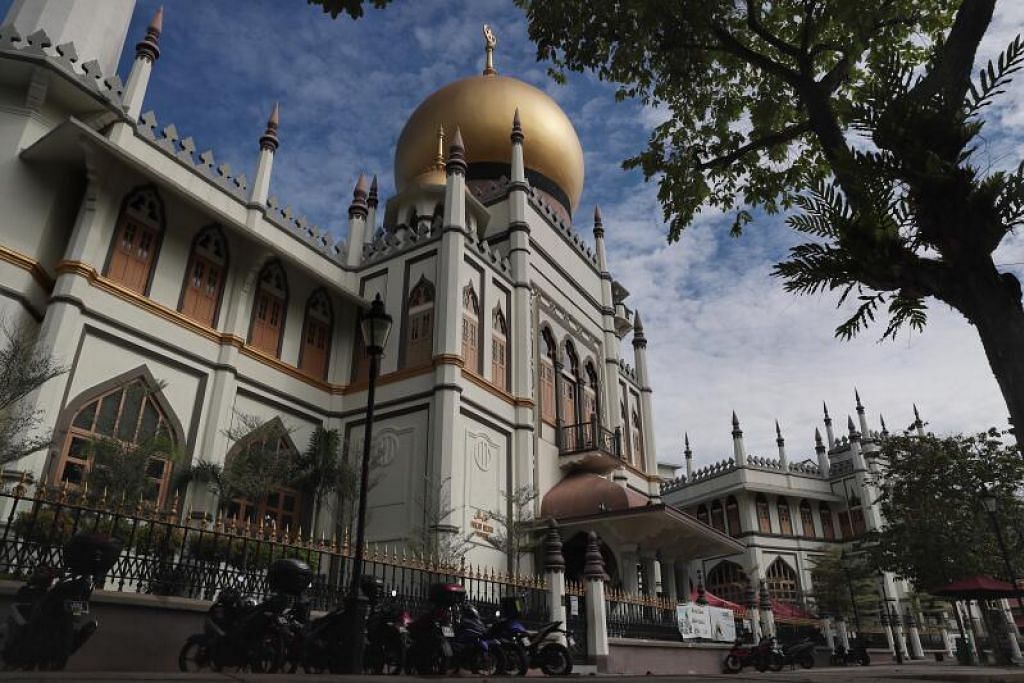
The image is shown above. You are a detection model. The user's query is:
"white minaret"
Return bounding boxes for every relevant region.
[365,175,379,246]
[732,411,747,466]
[250,102,279,206]
[848,416,866,471]
[345,174,369,268]
[121,6,162,121]
[632,312,658,480]
[855,388,870,436]
[594,206,623,433]
[880,414,889,437]
[912,404,925,437]
[823,402,835,449]
[684,433,693,480]
[815,428,829,478]
[3,0,136,77]
[775,420,787,470]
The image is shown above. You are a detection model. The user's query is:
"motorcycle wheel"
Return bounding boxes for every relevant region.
[416,648,449,675]
[539,643,573,676]
[249,630,285,673]
[178,635,211,672]
[723,653,743,673]
[472,648,498,676]
[505,643,529,676]
[798,652,814,669]
[858,651,871,666]
[769,651,785,672]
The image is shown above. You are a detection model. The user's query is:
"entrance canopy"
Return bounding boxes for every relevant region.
[934,575,1024,600]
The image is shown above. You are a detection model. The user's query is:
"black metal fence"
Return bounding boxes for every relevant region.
[605,590,680,641]
[558,420,622,458]
[0,483,551,625]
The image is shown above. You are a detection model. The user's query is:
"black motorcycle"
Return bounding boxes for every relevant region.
[447,600,502,675]
[780,637,817,669]
[363,585,412,675]
[178,558,311,673]
[2,532,122,671]
[830,638,871,666]
[406,582,462,675]
[486,596,571,676]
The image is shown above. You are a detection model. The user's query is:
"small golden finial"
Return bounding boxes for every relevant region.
[433,124,445,169]
[482,24,497,75]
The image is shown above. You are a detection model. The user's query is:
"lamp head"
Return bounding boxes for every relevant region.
[359,293,393,356]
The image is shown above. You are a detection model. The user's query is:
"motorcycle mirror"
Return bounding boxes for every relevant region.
[390,589,397,597]
[495,610,501,617]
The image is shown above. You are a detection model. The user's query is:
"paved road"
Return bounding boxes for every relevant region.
[0,664,1023,682]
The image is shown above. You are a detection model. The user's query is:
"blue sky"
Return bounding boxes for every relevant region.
[4,0,1022,468]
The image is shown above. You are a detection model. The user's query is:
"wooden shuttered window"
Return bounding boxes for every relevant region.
[540,360,556,424]
[777,498,794,535]
[405,277,435,369]
[106,189,163,294]
[756,494,772,533]
[491,307,507,390]
[461,284,480,373]
[249,262,287,358]
[180,228,227,327]
[299,289,332,380]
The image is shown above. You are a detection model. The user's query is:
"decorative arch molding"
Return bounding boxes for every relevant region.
[224,416,299,462]
[222,416,305,530]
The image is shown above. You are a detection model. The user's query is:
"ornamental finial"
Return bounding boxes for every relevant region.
[483,24,497,75]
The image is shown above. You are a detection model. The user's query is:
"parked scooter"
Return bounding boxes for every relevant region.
[723,636,783,673]
[780,637,817,669]
[448,600,502,674]
[178,558,311,673]
[363,584,413,675]
[1,532,122,671]
[487,596,573,676]
[830,637,871,666]
[406,583,461,675]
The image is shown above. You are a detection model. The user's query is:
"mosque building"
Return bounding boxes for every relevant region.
[0,1,944,646]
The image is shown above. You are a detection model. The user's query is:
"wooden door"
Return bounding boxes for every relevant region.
[182,255,222,326]
[300,317,329,378]
[251,290,284,356]
[109,219,157,293]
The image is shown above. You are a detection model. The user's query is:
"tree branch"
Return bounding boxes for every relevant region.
[711,24,803,88]
[746,0,801,58]
[700,120,812,170]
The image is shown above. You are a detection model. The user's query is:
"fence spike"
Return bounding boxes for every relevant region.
[342,528,350,555]
[330,532,339,554]
[15,470,28,497]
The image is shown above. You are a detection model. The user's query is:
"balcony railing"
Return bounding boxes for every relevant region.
[558,420,622,459]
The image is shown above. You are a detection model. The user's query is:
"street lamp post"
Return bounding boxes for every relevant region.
[980,486,1024,615]
[343,293,392,674]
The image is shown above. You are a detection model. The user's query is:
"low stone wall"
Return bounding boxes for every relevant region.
[607,637,732,674]
[0,580,208,672]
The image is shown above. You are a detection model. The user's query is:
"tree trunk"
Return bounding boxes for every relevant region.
[956,264,1024,452]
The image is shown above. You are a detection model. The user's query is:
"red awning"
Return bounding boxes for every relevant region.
[934,576,1024,600]
[772,599,817,623]
[690,589,746,615]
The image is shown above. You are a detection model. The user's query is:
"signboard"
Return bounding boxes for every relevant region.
[677,603,735,642]
[569,596,579,616]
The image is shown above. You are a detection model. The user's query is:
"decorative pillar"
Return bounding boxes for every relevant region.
[583,531,609,672]
[365,175,379,246]
[855,389,870,437]
[823,402,835,449]
[345,174,369,268]
[620,549,639,595]
[593,206,622,432]
[122,6,162,121]
[815,428,829,479]
[759,580,775,638]
[848,417,867,471]
[544,520,568,645]
[732,412,747,467]
[684,433,694,480]
[913,404,925,437]
[823,617,836,651]
[662,559,677,602]
[894,605,910,661]
[747,584,762,643]
[775,420,787,470]
[250,102,279,206]
[632,313,658,484]
[640,555,659,596]
[1001,600,1023,663]
[836,617,851,650]
[906,607,925,659]
[880,604,896,655]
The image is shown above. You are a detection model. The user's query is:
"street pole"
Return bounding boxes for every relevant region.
[987,507,1024,615]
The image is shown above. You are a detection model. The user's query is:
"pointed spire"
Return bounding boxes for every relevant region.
[446,126,467,174]
[814,427,823,448]
[847,415,856,433]
[732,411,740,430]
[511,107,524,143]
[136,6,164,61]
[367,174,379,208]
[684,433,692,456]
[855,388,864,411]
[913,403,921,422]
[775,420,782,439]
[632,311,646,348]
[880,414,889,436]
[348,173,369,219]
[259,102,280,152]
[823,402,831,422]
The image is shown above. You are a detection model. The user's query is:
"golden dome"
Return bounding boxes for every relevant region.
[394,73,585,212]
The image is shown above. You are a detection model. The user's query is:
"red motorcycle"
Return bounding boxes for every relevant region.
[723,636,784,673]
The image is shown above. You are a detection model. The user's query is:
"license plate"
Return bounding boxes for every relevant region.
[67,601,88,616]
[441,625,454,638]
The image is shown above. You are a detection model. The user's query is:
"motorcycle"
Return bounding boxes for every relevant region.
[178,558,311,673]
[448,600,502,675]
[830,638,871,666]
[363,586,412,675]
[780,637,817,669]
[488,608,573,676]
[723,636,783,673]
[1,532,122,671]
[406,582,461,675]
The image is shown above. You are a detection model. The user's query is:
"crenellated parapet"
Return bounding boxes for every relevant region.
[265,196,344,264]
[527,189,598,267]
[465,229,513,279]
[361,215,438,266]
[0,25,124,108]
[618,359,637,382]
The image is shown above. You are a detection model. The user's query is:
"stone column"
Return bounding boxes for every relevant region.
[823,617,836,651]
[620,549,639,595]
[746,584,762,643]
[894,607,910,660]
[759,580,775,638]
[592,207,622,432]
[583,531,609,672]
[661,559,677,602]
[641,556,659,596]
[906,607,925,659]
[544,520,568,646]
[1001,601,1023,663]
[880,607,896,655]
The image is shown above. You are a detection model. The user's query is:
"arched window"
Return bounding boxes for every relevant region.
[631,407,644,465]
[765,558,800,604]
[461,283,480,372]
[539,328,557,425]
[706,560,748,605]
[224,419,302,530]
[299,289,332,379]
[491,306,508,390]
[726,496,742,537]
[56,370,180,507]
[405,276,435,369]
[696,504,709,525]
[710,499,726,533]
[582,361,600,425]
[777,497,793,535]
[620,395,630,460]
[561,341,580,427]
[249,261,288,358]
[179,226,227,327]
[105,187,163,294]
[799,500,816,537]
[756,494,772,533]
[819,502,836,540]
